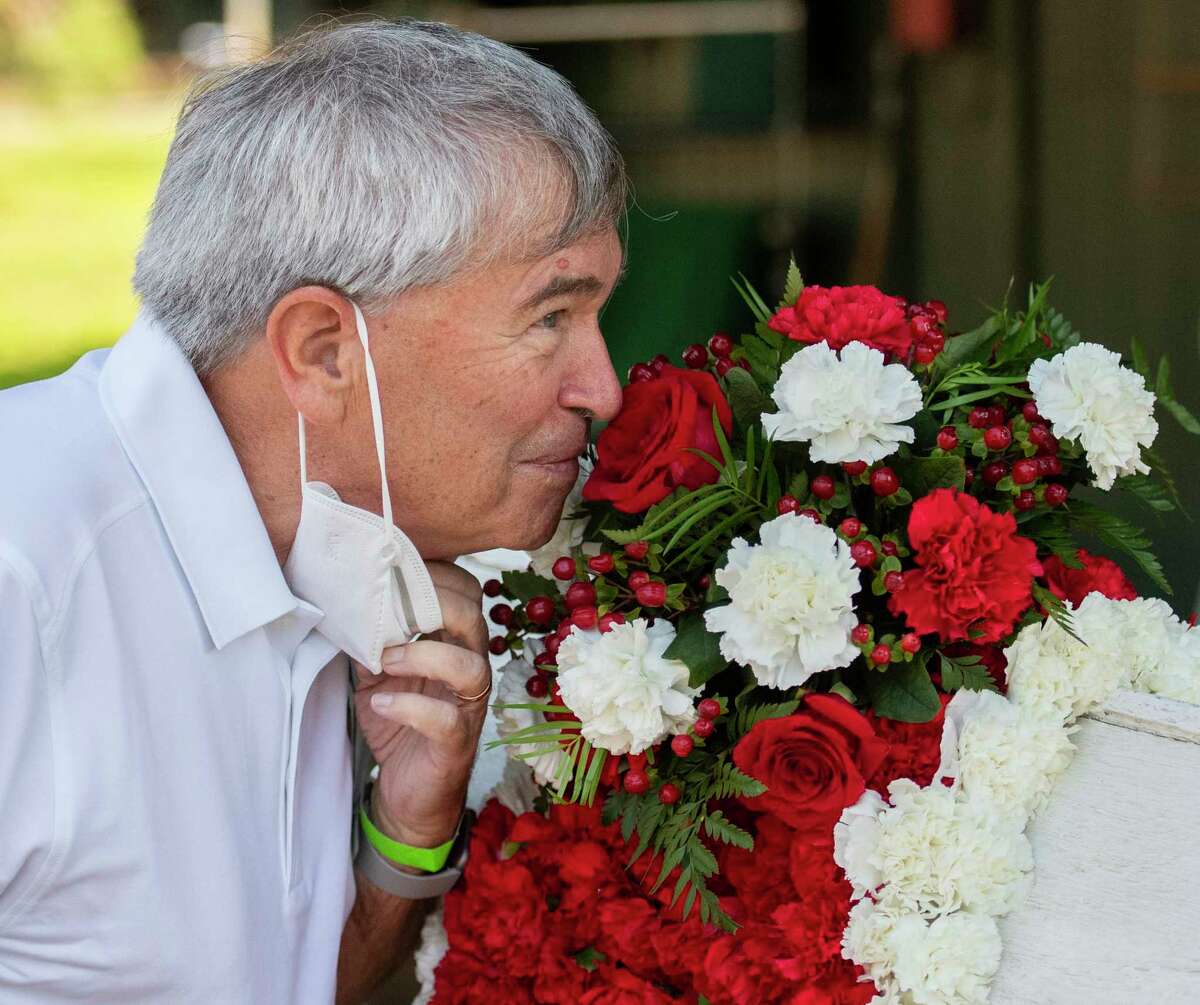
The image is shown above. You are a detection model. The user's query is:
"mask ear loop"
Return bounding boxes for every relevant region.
[294,302,394,535]
[350,301,395,533]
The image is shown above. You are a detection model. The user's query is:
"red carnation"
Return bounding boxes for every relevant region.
[889,488,1042,644]
[768,285,914,359]
[584,365,733,514]
[732,694,888,837]
[865,693,952,792]
[1043,548,1137,607]
[595,899,665,976]
[578,966,676,1005]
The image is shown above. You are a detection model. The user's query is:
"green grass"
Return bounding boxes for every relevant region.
[0,95,177,387]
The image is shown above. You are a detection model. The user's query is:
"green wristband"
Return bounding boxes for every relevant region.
[359,807,457,874]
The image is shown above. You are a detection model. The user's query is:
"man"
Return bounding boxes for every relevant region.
[0,19,625,1003]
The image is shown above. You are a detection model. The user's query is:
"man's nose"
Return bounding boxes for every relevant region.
[562,327,623,422]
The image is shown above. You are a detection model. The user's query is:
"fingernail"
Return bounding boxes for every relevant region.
[371,693,394,711]
[382,647,406,666]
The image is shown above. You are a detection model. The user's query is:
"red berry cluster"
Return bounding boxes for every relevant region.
[906,299,948,366]
[631,332,756,383]
[939,398,1070,514]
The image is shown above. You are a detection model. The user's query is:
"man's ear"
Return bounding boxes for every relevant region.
[265,287,363,425]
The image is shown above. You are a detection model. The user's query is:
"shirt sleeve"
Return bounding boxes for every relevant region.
[0,555,56,928]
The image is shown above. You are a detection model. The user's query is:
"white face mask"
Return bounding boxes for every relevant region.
[283,301,443,673]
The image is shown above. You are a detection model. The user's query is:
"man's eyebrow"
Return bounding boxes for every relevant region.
[517,274,606,313]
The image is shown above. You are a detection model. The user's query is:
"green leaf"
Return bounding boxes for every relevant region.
[939,653,999,692]
[862,659,941,722]
[732,699,800,735]
[1156,355,1173,400]
[1042,306,1080,352]
[931,314,1002,377]
[573,947,607,973]
[703,810,754,850]
[933,385,1031,413]
[730,273,772,324]
[1069,499,1171,595]
[712,406,737,471]
[715,369,772,431]
[664,612,729,688]
[500,569,559,604]
[670,504,759,569]
[662,492,740,554]
[707,760,767,799]
[1032,582,1082,642]
[1117,473,1178,513]
[787,470,809,500]
[705,578,729,604]
[1022,511,1081,565]
[995,279,1053,365]
[738,334,782,387]
[783,255,804,305]
[889,454,967,496]
[1130,336,1151,379]
[1163,396,1200,436]
[1143,447,1189,515]
[603,486,733,546]
[601,790,626,827]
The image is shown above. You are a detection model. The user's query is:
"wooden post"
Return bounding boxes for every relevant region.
[224,0,272,61]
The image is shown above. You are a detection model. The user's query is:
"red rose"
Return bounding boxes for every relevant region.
[732,694,888,836]
[768,285,914,359]
[584,365,733,513]
[889,488,1042,644]
[1043,548,1137,607]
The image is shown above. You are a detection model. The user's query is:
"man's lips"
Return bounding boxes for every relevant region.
[520,446,585,479]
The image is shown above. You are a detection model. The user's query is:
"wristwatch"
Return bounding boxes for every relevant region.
[353,791,474,899]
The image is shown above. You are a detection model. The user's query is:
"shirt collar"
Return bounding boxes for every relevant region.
[100,312,302,650]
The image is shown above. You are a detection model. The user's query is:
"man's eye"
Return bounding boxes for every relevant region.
[535,310,566,330]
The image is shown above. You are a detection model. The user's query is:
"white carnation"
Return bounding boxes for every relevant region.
[1028,342,1157,490]
[889,912,1002,1005]
[870,780,1032,919]
[412,904,449,1005]
[491,757,544,816]
[494,657,570,789]
[835,789,887,898]
[705,513,861,688]
[1005,606,1127,726]
[1075,594,1200,705]
[527,459,592,579]
[763,341,922,464]
[556,619,699,754]
[945,689,1076,823]
[843,898,902,984]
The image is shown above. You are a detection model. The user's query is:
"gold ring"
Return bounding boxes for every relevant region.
[453,681,493,703]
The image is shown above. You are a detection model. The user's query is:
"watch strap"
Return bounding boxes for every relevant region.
[354,809,474,900]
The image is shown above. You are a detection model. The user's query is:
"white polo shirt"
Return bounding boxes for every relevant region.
[0,316,356,1003]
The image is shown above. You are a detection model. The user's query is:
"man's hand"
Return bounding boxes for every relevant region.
[354,561,491,849]
[337,562,490,1005]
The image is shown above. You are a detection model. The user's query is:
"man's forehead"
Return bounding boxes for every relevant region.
[507,230,624,307]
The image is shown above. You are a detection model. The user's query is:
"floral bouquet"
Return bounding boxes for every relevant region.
[417,265,1200,1005]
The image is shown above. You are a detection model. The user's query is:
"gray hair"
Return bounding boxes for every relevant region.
[133,18,626,373]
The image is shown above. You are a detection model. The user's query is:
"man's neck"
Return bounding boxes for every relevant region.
[201,347,302,567]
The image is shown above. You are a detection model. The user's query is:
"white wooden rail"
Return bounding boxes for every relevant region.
[992,689,1200,1003]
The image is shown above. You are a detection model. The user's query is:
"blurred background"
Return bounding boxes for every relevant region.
[1,2,1198,999]
[1,0,1198,586]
